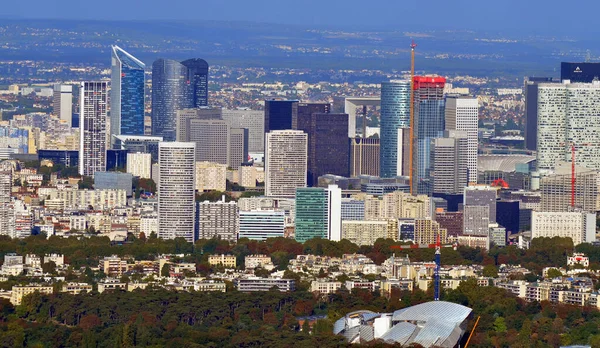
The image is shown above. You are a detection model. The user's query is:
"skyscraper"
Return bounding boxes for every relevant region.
[464,185,497,223]
[188,119,230,164]
[53,84,72,126]
[265,130,307,197]
[411,76,446,195]
[297,102,330,134]
[540,161,600,212]
[181,58,209,107]
[196,198,238,242]
[110,46,145,143]
[307,113,349,186]
[445,95,478,184]
[295,184,341,243]
[79,81,108,177]
[221,108,264,153]
[380,80,411,178]
[264,100,298,133]
[431,131,468,194]
[158,142,196,242]
[561,62,600,83]
[350,137,380,177]
[537,81,600,171]
[151,59,193,141]
[524,77,556,151]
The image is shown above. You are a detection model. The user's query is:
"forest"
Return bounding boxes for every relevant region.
[1,235,600,346]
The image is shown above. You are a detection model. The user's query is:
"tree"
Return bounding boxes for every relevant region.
[493,316,507,333]
[482,264,498,278]
[42,261,56,274]
[161,263,170,277]
[546,268,563,279]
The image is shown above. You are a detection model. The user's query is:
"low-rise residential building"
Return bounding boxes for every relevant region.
[11,284,53,305]
[99,256,128,277]
[43,254,65,267]
[245,255,275,270]
[97,278,127,293]
[311,280,342,294]
[208,254,237,268]
[61,282,93,294]
[236,278,295,292]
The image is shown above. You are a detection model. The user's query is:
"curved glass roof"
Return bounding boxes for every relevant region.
[392,301,472,323]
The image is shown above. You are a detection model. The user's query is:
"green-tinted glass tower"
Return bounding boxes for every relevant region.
[295,188,328,243]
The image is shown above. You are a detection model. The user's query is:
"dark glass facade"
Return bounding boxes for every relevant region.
[307,113,350,187]
[111,46,145,142]
[264,100,298,133]
[38,150,79,167]
[181,59,209,107]
[496,200,520,235]
[297,102,330,133]
[561,62,600,83]
[151,58,210,142]
[524,77,556,151]
[106,149,128,171]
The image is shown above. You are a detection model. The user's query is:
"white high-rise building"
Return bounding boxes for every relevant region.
[79,81,108,177]
[238,210,285,241]
[445,95,478,184]
[327,184,342,241]
[431,131,468,194]
[158,142,196,242]
[0,171,13,237]
[537,81,600,172]
[126,152,152,179]
[265,130,307,197]
[53,84,73,126]
[532,211,596,245]
[196,197,238,242]
[0,171,10,204]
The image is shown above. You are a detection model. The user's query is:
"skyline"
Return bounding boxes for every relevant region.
[3,0,600,36]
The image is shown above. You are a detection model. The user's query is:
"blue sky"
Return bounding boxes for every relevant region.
[2,0,598,35]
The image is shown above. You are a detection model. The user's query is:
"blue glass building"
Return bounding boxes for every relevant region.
[380,81,410,178]
[412,76,446,195]
[151,58,210,141]
[111,46,145,144]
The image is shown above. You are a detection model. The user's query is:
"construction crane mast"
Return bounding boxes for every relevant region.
[409,40,417,195]
[390,234,455,301]
[572,144,576,208]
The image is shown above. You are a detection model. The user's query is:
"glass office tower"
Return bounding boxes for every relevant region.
[181,58,209,107]
[111,46,145,144]
[412,76,446,195]
[295,188,328,243]
[380,80,410,178]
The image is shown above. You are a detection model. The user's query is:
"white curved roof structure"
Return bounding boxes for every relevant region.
[478,154,536,172]
[334,301,472,347]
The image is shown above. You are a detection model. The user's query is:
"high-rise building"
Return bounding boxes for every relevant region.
[412,76,446,195]
[181,59,209,107]
[53,84,72,126]
[431,131,468,194]
[126,152,152,179]
[221,108,264,153]
[540,162,600,212]
[341,198,365,221]
[444,95,478,184]
[341,220,397,246]
[532,211,596,245]
[307,113,349,186]
[196,198,238,242]
[0,171,10,204]
[158,142,196,242]
[414,219,448,245]
[463,205,490,236]
[265,130,307,197]
[176,107,222,142]
[380,80,411,178]
[238,210,285,241]
[195,161,227,192]
[188,119,230,164]
[561,62,600,83]
[113,135,163,162]
[350,137,380,177]
[264,100,298,133]
[295,184,341,242]
[537,81,600,171]
[229,128,249,170]
[464,185,497,223]
[110,46,145,143]
[79,81,108,177]
[297,102,330,134]
[524,77,556,151]
[151,59,193,141]
[435,211,463,237]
